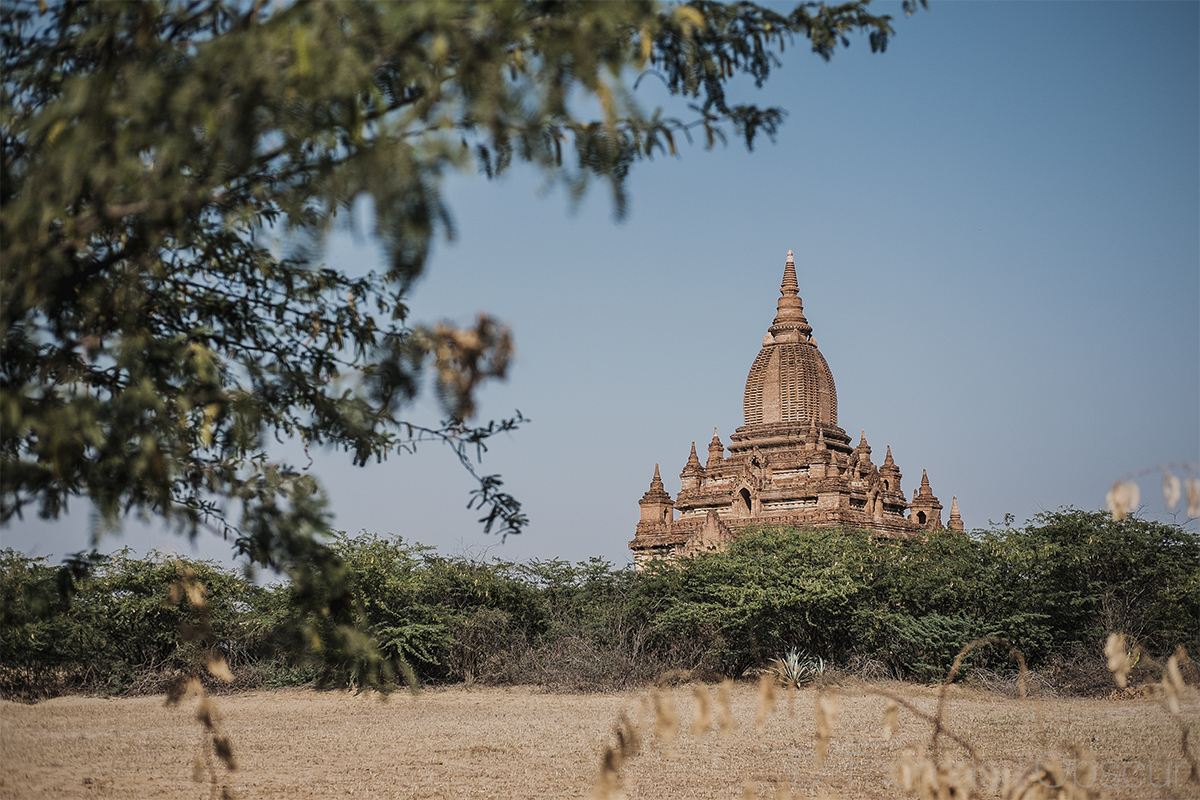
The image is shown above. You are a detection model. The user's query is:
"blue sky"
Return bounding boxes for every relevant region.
[5,1,1198,569]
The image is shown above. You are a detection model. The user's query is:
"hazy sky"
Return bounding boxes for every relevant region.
[5,1,1198,570]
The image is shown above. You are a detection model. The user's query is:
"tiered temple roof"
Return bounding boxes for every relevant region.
[630,250,964,565]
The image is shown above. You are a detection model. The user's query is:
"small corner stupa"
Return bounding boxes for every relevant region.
[630,250,964,565]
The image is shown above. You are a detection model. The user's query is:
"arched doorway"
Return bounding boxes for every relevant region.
[739,488,752,516]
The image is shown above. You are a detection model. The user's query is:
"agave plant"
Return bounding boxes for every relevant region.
[769,648,827,688]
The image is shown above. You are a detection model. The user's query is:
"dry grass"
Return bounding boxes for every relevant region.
[1,680,1195,799]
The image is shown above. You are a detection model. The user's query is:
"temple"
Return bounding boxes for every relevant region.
[630,250,964,565]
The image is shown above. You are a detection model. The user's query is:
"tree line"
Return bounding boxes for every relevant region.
[2,509,1196,701]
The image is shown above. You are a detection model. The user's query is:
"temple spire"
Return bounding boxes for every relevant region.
[781,250,799,297]
[680,442,705,489]
[770,249,812,339]
[948,496,964,531]
[914,468,934,499]
[638,463,675,525]
[640,463,671,501]
[909,469,943,529]
[707,428,724,468]
[883,445,896,468]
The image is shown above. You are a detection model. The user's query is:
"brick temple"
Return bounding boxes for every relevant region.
[629,250,963,565]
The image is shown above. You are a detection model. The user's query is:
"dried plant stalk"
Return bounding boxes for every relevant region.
[716,678,738,735]
[815,688,839,763]
[204,650,234,683]
[934,637,1032,761]
[1004,746,1103,799]
[845,678,982,764]
[589,713,641,800]
[164,567,237,798]
[589,747,625,800]
[195,695,215,730]
[883,698,899,741]
[755,673,777,731]
[1162,655,1184,715]
[690,686,712,737]
[614,712,640,760]
[895,749,918,793]
[1105,633,1131,688]
[213,735,237,771]
[1164,469,1182,508]
[651,689,678,747]
[1166,653,1186,692]
[165,676,202,707]
[1156,648,1199,784]
[191,754,205,783]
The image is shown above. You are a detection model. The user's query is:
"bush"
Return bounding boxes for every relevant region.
[977,509,1200,664]
[0,549,271,699]
[2,509,1196,698]
[632,511,1198,690]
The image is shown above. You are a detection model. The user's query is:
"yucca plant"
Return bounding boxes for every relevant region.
[768,648,827,688]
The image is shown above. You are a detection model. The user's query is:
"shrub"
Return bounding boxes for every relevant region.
[2,509,1195,698]
[0,549,262,699]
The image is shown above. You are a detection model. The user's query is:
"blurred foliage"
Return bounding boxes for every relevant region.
[3,509,1195,699]
[1,0,912,678]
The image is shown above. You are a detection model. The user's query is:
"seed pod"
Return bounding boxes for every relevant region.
[716,678,737,735]
[1163,469,1182,509]
[882,698,899,741]
[755,673,776,731]
[651,688,677,747]
[815,689,839,762]
[690,686,711,737]
[1105,633,1131,688]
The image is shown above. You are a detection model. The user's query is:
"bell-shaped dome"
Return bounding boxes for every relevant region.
[743,251,838,427]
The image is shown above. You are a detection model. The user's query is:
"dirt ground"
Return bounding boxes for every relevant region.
[1,681,1195,799]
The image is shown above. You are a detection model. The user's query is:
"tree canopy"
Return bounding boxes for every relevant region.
[1,0,916,645]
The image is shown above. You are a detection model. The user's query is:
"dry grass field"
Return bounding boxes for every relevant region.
[1,681,1195,799]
